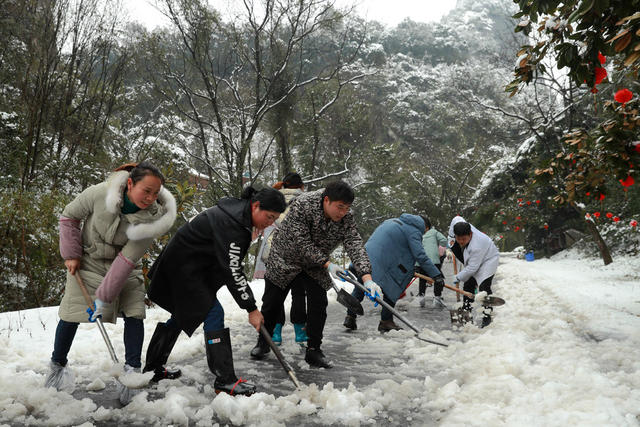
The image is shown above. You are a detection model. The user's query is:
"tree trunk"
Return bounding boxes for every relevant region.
[584,219,613,265]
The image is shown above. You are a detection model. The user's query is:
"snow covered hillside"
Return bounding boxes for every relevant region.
[1,250,639,426]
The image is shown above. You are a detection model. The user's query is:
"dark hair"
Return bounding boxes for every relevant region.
[453,221,472,236]
[420,215,431,230]
[241,186,286,213]
[115,160,165,185]
[282,172,304,189]
[321,180,354,204]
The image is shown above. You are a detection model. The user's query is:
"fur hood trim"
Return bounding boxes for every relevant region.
[105,170,177,241]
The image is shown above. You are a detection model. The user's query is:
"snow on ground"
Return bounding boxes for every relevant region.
[1,249,639,426]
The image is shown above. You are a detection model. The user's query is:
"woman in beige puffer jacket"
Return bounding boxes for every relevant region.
[45,161,176,391]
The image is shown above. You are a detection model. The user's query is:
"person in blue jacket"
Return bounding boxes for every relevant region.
[343,214,445,332]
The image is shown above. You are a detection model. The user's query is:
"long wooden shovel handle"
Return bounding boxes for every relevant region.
[414,272,475,299]
[452,256,460,302]
[74,271,95,309]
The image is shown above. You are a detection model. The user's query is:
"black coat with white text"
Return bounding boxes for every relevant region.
[147,197,257,336]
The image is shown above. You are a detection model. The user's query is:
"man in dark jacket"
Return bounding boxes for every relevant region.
[343,214,445,332]
[250,180,376,368]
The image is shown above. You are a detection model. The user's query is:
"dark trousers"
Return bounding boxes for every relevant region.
[274,279,307,325]
[165,298,224,333]
[462,275,494,306]
[451,242,464,264]
[261,272,327,349]
[51,316,144,368]
[416,264,443,296]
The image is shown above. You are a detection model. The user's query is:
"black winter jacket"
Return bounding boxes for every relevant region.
[148,197,257,336]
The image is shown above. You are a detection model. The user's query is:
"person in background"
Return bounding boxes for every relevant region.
[452,220,500,327]
[250,180,377,369]
[144,186,286,396]
[45,161,176,403]
[255,172,308,346]
[414,217,449,309]
[343,214,445,332]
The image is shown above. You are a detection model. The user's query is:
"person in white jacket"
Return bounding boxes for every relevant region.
[447,215,480,264]
[452,220,499,327]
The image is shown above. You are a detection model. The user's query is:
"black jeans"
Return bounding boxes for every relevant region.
[261,272,326,349]
[274,279,307,325]
[416,264,443,296]
[51,316,144,368]
[462,275,494,306]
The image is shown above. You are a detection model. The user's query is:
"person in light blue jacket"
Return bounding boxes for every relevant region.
[343,214,444,332]
[414,217,449,309]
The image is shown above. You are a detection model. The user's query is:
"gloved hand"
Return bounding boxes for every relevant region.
[433,275,445,289]
[327,262,346,280]
[364,280,383,300]
[87,298,105,322]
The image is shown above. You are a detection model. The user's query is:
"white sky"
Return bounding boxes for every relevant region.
[125,0,458,29]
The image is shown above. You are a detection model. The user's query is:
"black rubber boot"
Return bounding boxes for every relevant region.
[143,322,182,383]
[305,347,332,369]
[343,315,357,330]
[205,328,256,396]
[481,306,493,328]
[249,335,271,360]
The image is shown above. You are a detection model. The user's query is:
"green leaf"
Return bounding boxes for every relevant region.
[568,0,595,23]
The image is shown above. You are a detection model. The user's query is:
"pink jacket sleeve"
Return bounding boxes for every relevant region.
[95,252,136,303]
[59,216,83,260]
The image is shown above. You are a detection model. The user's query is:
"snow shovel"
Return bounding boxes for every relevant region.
[336,271,448,347]
[332,282,364,315]
[259,325,303,390]
[73,272,144,404]
[414,272,505,307]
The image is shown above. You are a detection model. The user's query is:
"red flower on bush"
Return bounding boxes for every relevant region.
[535,200,541,204]
[632,142,640,154]
[595,67,607,85]
[517,198,523,202]
[586,192,591,196]
[594,212,601,218]
[598,52,606,65]
[526,201,531,205]
[502,221,507,225]
[613,216,620,222]
[516,216,521,220]
[514,226,520,232]
[599,193,605,201]
[543,224,549,230]
[606,212,613,218]
[620,175,635,187]
[631,220,638,228]
[614,88,633,106]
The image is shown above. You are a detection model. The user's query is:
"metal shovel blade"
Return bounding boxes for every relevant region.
[479,296,506,307]
[334,286,364,315]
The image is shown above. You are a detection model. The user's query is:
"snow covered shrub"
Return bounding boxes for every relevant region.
[0,190,69,312]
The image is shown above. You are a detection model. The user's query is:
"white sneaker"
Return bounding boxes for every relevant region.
[432,296,447,309]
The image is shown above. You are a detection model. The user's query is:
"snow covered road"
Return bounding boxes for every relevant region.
[1,250,639,426]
